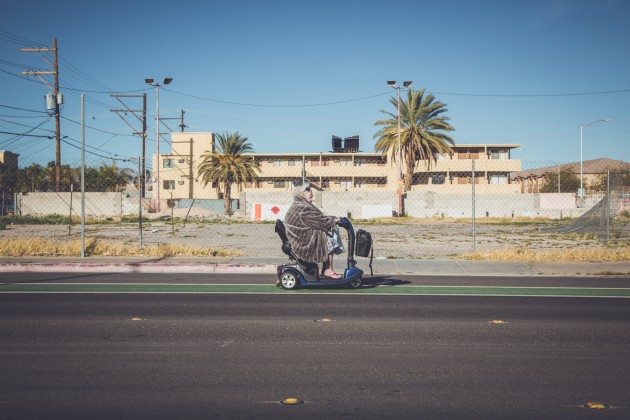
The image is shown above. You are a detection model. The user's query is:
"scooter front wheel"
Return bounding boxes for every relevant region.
[349,277,362,289]
[280,271,300,290]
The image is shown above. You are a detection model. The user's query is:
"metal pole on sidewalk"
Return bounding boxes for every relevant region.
[81,93,86,258]
[472,159,476,252]
[606,170,610,242]
[138,157,143,247]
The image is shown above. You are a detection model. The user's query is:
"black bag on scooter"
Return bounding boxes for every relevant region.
[355,229,372,257]
[355,229,373,276]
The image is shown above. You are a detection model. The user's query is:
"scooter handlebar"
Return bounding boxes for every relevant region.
[337,216,351,229]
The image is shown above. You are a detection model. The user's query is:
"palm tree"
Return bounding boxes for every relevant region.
[18,163,46,192]
[374,88,455,191]
[198,132,260,216]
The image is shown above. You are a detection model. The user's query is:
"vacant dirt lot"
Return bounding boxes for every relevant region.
[1,220,606,259]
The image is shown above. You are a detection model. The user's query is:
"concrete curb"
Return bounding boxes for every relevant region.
[0,257,628,277]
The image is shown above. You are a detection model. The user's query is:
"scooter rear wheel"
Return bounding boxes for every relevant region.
[349,277,362,289]
[280,271,300,290]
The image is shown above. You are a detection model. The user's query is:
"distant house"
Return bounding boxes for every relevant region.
[512,158,630,193]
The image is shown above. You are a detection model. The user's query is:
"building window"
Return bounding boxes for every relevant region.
[273,181,286,188]
[177,158,186,163]
[340,180,352,189]
[490,174,507,185]
[490,149,508,160]
[288,159,296,166]
[432,174,445,184]
[163,159,174,168]
[273,159,283,167]
[178,180,185,185]
[340,158,352,166]
[311,159,320,167]
[163,180,175,190]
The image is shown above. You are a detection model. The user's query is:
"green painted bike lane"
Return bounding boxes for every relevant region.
[2,283,630,297]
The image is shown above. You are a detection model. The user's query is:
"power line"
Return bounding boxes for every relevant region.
[61,136,134,162]
[61,115,137,137]
[0,103,47,114]
[0,130,52,138]
[163,86,630,108]
[163,87,392,107]
[432,88,630,98]
[0,29,44,47]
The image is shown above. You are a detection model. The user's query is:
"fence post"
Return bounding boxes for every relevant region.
[68,184,73,235]
[472,159,476,252]
[170,192,175,235]
[80,93,86,258]
[138,158,143,247]
[606,170,610,242]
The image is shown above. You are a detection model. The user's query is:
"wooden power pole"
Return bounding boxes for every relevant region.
[20,38,62,191]
[110,94,148,197]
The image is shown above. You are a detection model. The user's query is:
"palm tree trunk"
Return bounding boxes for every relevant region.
[404,143,414,191]
[405,162,414,191]
[224,182,232,216]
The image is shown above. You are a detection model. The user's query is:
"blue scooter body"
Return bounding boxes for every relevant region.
[275,217,364,290]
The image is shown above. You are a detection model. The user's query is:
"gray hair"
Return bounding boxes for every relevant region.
[293,181,311,197]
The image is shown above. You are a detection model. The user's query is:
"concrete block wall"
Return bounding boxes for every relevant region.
[240,190,398,220]
[406,191,586,219]
[13,190,588,220]
[15,191,141,217]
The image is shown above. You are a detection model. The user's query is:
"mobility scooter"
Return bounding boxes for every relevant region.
[274,217,370,290]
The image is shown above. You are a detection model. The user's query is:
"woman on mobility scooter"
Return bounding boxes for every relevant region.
[283,181,344,279]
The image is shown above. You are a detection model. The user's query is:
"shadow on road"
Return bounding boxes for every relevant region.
[364,276,412,287]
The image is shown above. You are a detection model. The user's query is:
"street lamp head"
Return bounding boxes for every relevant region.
[403,80,412,87]
[582,118,612,128]
[163,77,173,85]
[144,78,155,85]
[387,80,396,87]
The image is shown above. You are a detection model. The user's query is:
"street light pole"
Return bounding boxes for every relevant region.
[557,162,560,194]
[579,118,611,199]
[145,77,173,213]
[387,80,412,217]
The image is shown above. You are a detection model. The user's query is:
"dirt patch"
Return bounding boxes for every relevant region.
[0,220,611,259]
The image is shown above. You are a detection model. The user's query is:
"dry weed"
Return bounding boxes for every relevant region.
[0,238,243,258]
[462,247,630,262]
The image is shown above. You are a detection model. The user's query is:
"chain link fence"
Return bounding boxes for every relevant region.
[1,155,629,258]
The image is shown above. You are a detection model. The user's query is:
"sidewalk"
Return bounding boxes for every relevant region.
[0,256,629,277]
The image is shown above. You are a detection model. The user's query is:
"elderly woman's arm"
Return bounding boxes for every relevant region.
[299,204,337,233]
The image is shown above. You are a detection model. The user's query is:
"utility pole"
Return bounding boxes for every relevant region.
[21,38,62,191]
[159,109,187,134]
[110,94,147,197]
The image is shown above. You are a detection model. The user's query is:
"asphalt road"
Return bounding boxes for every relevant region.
[1,274,629,419]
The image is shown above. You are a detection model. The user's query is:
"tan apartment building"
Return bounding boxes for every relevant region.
[152,132,522,207]
[0,150,19,173]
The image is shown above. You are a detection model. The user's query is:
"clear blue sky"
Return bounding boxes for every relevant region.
[1,0,629,168]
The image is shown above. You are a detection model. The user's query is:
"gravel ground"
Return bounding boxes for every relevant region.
[1,220,605,258]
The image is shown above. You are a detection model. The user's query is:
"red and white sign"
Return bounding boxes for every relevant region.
[252,203,290,221]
